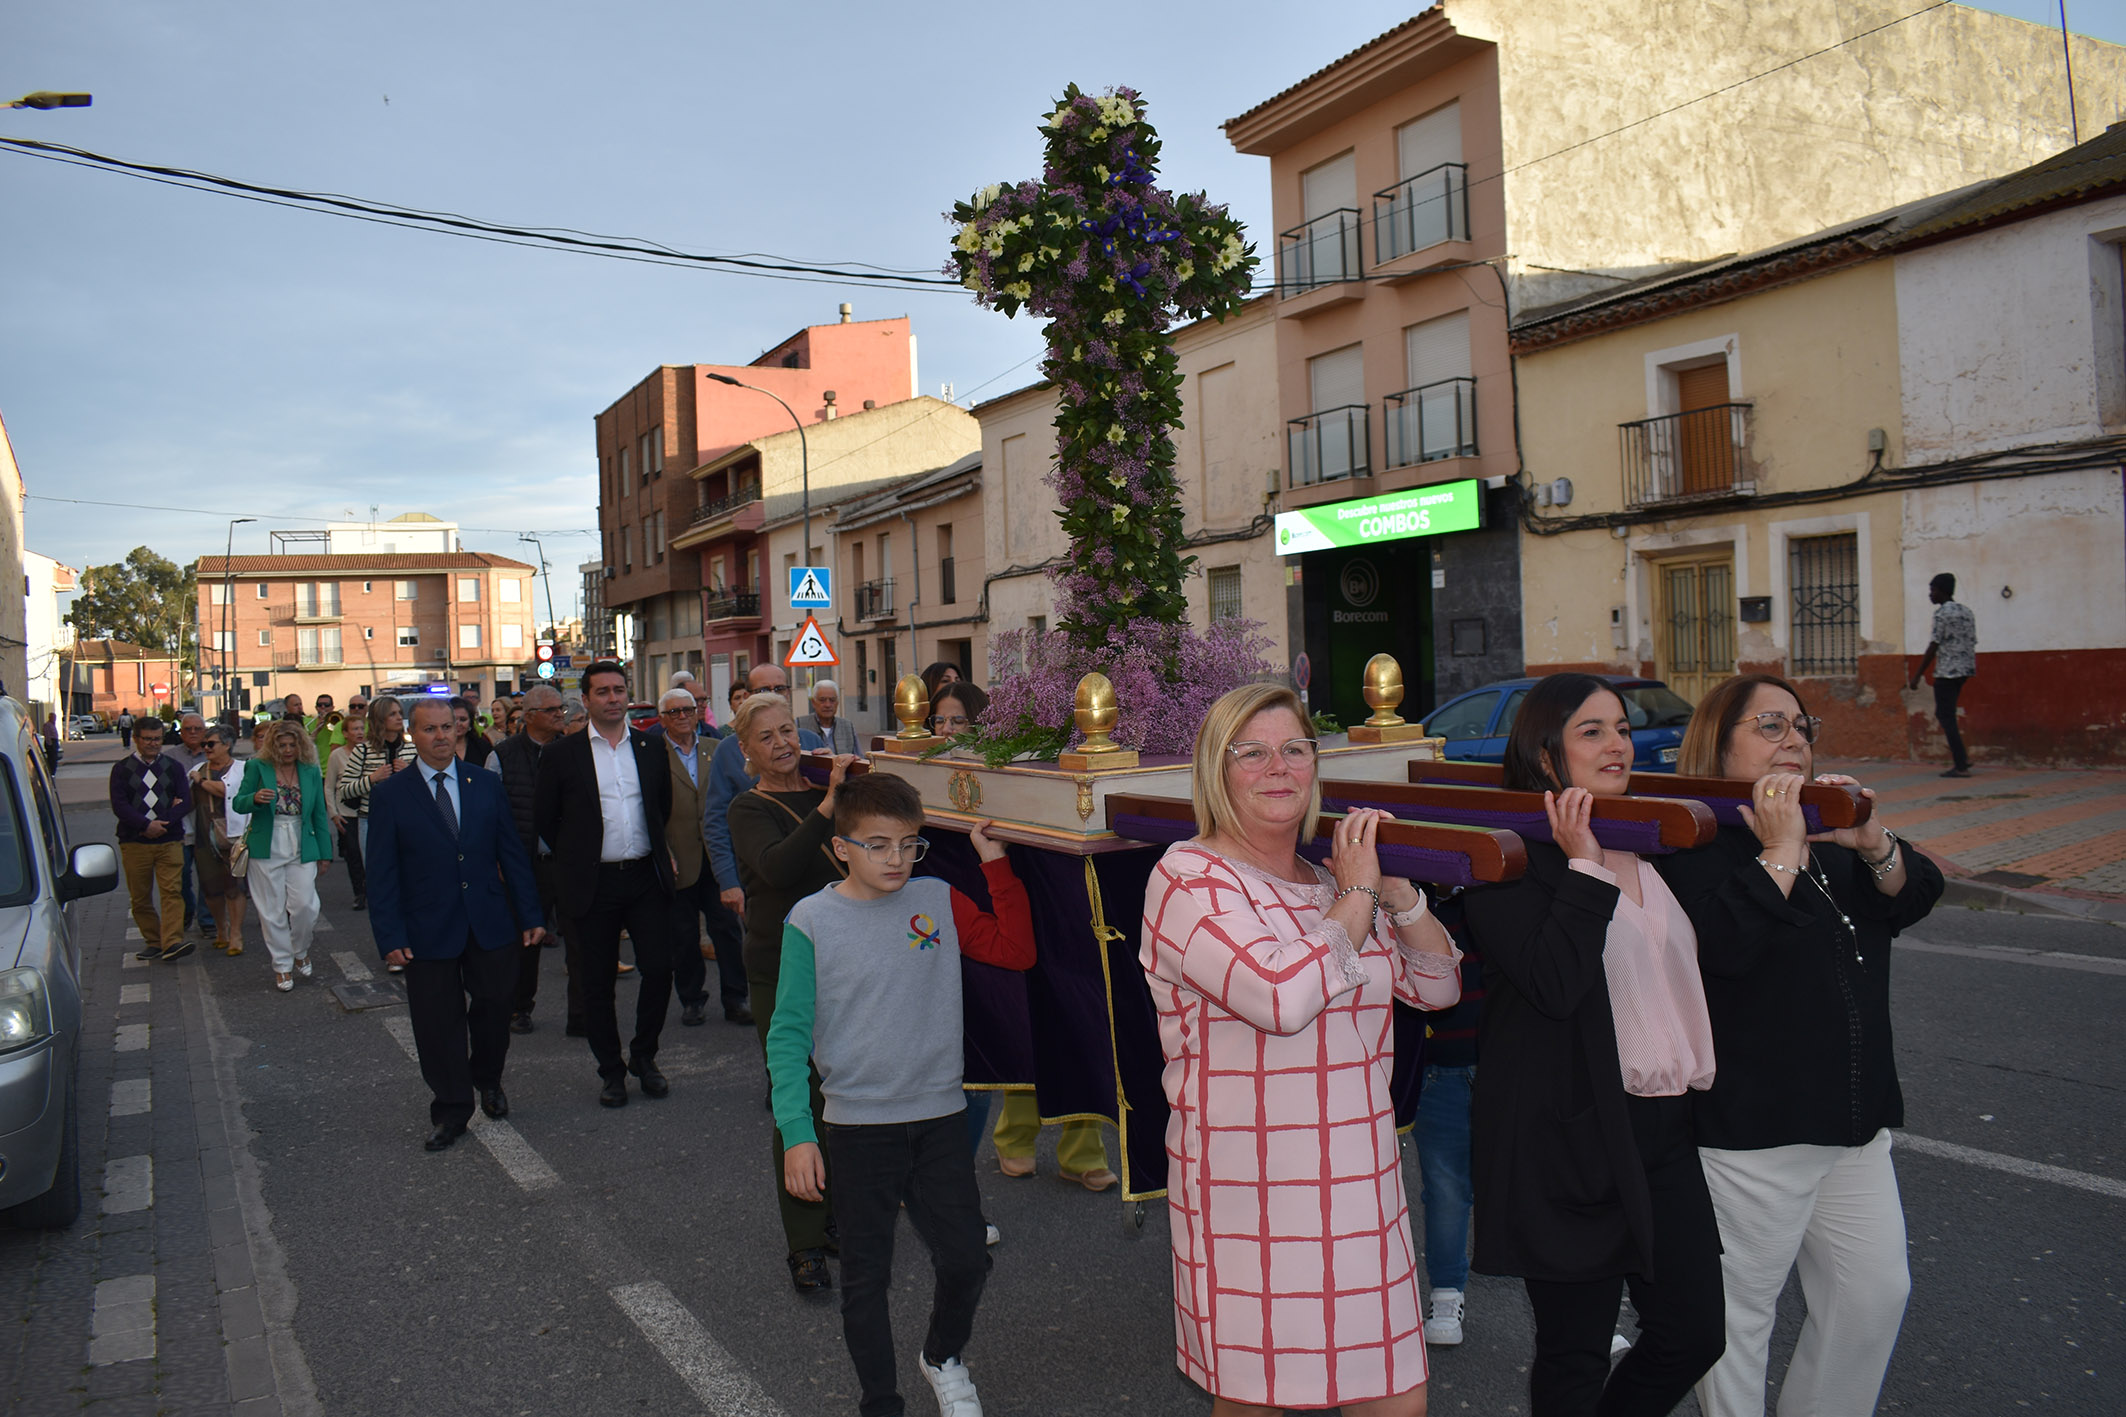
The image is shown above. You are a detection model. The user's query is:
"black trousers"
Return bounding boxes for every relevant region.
[826,1112,992,1417]
[1933,675,1971,769]
[337,819,366,898]
[1523,1093,1726,1417]
[565,859,675,1079]
[669,877,749,1009]
[405,940,519,1128]
[513,859,561,1017]
[751,969,834,1254]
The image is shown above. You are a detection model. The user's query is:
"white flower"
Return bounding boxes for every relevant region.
[1175,258,1194,281]
[1100,278,1115,293]
[976,183,1004,207]
[1089,126,1108,143]
[963,272,986,292]
[1093,164,1109,184]
[1017,253,1035,272]
[1103,309,1126,325]
[1105,425,1126,444]
[954,224,982,253]
[1111,504,1129,524]
[1004,281,1033,300]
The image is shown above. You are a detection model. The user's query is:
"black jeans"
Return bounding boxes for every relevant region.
[565,859,675,1080]
[513,858,561,1018]
[1933,675,1971,769]
[1523,1093,1726,1417]
[669,877,749,1010]
[405,940,518,1127]
[337,819,366,898]
[826,1112,992,1417]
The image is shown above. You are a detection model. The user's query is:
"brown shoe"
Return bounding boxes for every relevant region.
[997,1155,1035,1178]
[1060,1167,1118,1193]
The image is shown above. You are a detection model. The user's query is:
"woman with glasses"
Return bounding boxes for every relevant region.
[1139,683,1461,1417]
[726,690,859,1294]
[927,681,989,741]
[1463,674,1724,1417]
[1660,674,1942,1417]
[188,724,248,956]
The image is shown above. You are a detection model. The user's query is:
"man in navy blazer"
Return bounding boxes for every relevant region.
[369,698,545,1151]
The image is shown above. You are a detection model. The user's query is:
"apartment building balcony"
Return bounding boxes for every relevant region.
[1371,163,1472,278]
[854,579,896,622]
[1287,405,1371,494]
[702,589,762,625]
[1380,377,1478,480]
[671,482,764,550]
[1275,209,1366,317]
[1620,403,1756,510]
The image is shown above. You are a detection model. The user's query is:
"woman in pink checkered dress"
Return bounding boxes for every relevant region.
[1141,684,1463,1415]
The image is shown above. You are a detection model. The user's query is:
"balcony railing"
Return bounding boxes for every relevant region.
[1288,405,1371,488]
[855,579,896,621]
[1372,162,1470,263]
[1620,403,1755,509]
[1276,208,1363,295]
[702,590,761,623]
[692,483,761,523]
[938,556,957,606]
[1384,377,1477,468]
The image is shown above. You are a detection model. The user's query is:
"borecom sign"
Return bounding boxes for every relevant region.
[1274,480,1481,555]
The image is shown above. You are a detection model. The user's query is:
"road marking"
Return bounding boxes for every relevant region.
[110,1078,151,1117]
[120,983,151,1006]
[114,1024,150,1052]
[609,1281,789,1417]
[375,1015,559,1190]
[102,1155,154,1214]
[332,951,372,982]
[1899,1133,2126,1200]
[122,952,148,969]
[1896,938,2126,976]
[87,1273,156,1366]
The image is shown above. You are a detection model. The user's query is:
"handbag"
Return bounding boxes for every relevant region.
[228,838,250,879]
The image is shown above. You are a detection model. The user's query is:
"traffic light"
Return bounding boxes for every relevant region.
[535,642,556,680]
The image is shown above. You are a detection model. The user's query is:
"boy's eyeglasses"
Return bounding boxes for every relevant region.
[1745,712,1823,744]
[1227,739,1320,771]
[837,836,929,864]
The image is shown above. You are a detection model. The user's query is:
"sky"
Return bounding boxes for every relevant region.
[4,0,2120,622]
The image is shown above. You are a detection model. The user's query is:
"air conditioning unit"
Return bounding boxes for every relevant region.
[433,650,447,661]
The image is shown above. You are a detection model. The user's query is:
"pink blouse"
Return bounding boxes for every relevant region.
[1569,857,1716,1097]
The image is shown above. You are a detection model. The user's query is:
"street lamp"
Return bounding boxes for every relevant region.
[518,533,559,648]
[702,373,812,564]
[222,517,254,715]
[4,92,91,110]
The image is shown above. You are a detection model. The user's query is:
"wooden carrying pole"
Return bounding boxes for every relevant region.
[1106,792,1526,889]
[1321,780,1716,854]
[1403,760,1870,832]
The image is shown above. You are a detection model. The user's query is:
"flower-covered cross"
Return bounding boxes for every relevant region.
[947,84,1258,644]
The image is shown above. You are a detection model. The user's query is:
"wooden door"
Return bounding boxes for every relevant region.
[1655,554,1735,706]
[1676,362,1731,496]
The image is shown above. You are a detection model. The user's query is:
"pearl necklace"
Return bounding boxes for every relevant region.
[1803,849,1863,964]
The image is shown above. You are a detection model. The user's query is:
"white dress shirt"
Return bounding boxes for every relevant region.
[588,727,652,861]
[419,758,460,828]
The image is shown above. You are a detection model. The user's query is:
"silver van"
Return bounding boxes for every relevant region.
[0,696,119,1226]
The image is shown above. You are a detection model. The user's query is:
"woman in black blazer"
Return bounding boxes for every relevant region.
[1463,674,1725,1417]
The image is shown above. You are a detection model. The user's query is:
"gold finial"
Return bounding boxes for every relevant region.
[892,673,932,739]
[1058,671,1139,771]
[1362,653,1407,727]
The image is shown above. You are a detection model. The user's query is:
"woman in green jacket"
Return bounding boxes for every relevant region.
[235,720,335,992]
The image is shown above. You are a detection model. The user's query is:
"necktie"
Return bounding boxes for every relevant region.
[434,771,459,837]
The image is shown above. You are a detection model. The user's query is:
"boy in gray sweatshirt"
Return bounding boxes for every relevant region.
[768,772,1035,1417]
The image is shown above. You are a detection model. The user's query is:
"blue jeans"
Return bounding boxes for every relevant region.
[1413,1063,1475,1291]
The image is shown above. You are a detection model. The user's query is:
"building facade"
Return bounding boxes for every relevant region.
[0,411,26,707]
[23,552,79,722]
[194,550,537,714]
[595,311,922,697]
[64,639,184,720]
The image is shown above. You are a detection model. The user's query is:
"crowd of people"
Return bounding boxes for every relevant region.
[102,657,1943,1417]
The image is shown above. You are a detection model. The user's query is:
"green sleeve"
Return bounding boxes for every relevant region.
[766,921,820,1148]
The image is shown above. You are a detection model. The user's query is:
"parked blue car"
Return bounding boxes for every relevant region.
[1418,676,1695,771]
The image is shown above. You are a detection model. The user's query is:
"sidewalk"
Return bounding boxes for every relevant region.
[1821,757,2126,920]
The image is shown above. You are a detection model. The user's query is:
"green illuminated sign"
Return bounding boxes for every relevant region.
[1274,479,1482,555]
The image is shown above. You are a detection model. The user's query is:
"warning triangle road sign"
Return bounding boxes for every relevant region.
[784,615,839,667]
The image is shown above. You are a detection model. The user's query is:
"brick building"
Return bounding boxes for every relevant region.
[63,639,185,720]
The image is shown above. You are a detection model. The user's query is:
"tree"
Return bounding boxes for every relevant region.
[68,548,197,668]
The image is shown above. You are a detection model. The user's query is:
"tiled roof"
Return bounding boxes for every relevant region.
[1892,119,2126,243]
[1222,9,1442,131]
[195,552,534,575]
[69,638,176,660]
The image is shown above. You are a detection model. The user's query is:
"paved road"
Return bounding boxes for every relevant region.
[5,794,2122,1415]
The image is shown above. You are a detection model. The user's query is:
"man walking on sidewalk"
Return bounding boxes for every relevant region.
[1910,572,1978,778]
[110,718,196,962]
[163,712,217,942]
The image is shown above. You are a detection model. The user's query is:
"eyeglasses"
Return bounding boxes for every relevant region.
[838,836,929,863]
[1746,712,1823,744]
[934,713,973,733]
[660,705,698,716]
[1228,739,1320,771]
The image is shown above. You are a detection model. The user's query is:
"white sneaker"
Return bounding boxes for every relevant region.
[919,1353,983,1416]
[1424,1287,1465,1346]
[1611,1333,1634,1359]
[984,1222,1001,1247]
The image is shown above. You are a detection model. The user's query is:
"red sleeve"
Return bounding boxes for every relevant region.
[950,858,1037,971]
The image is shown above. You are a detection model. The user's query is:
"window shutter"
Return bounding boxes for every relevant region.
[1397,103,1461,180]
[1405,312,1472,388]
[1301,152,1356,220]
[1308,344,1366,411]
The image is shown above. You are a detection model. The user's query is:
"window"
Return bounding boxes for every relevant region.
[297,627,342,665]
[1392,311,1476,466]
[1378,102,1468,259]
[397,627,420,647]
[211,630,235,652]
[1283,151,1360,290]
[458,577,480,602]
[622,526,634,569]
[363,626,374,640]
[459,624,482,650]
[937,524,957,604]
[500,623,524,650]
[746,549,760,592]
[256,629,271,647]
[1293,344,1368,485]
[1208,566,1243,621]
[651,511,666,563]
[297,582,340,617]
[1423,690,1499,741]
[500,579,522,603]
[619,445,632,495]
[855,640,869,711]
[255,583,269,599]
[395,580,418,600]
[362,580,374,593]
[1789,533,1861,675]
[209,583,229,605]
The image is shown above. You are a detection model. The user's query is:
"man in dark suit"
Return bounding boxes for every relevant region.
[533,660,678,1107]
[368,698,544,1152]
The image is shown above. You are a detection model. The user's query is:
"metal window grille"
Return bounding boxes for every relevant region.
[1789,534,1860,675]
[1208,566,1242,621]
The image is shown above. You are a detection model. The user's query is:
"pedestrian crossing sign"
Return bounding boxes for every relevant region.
[784,616,839,667]
[788,566,832,608]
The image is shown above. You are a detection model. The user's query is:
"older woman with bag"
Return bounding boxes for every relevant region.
[1139,682,1461,1417]
[235,720,335,992]
[1659,674,1942,1417]
[188,721,249,957]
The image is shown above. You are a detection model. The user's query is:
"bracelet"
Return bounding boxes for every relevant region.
[1334,885,1382,914]
[1865,830,1901,880]
[1756,856,1802,877]
[1385,896,1429,927]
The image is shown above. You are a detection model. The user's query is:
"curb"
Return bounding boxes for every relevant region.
[1940,877,2126,923]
